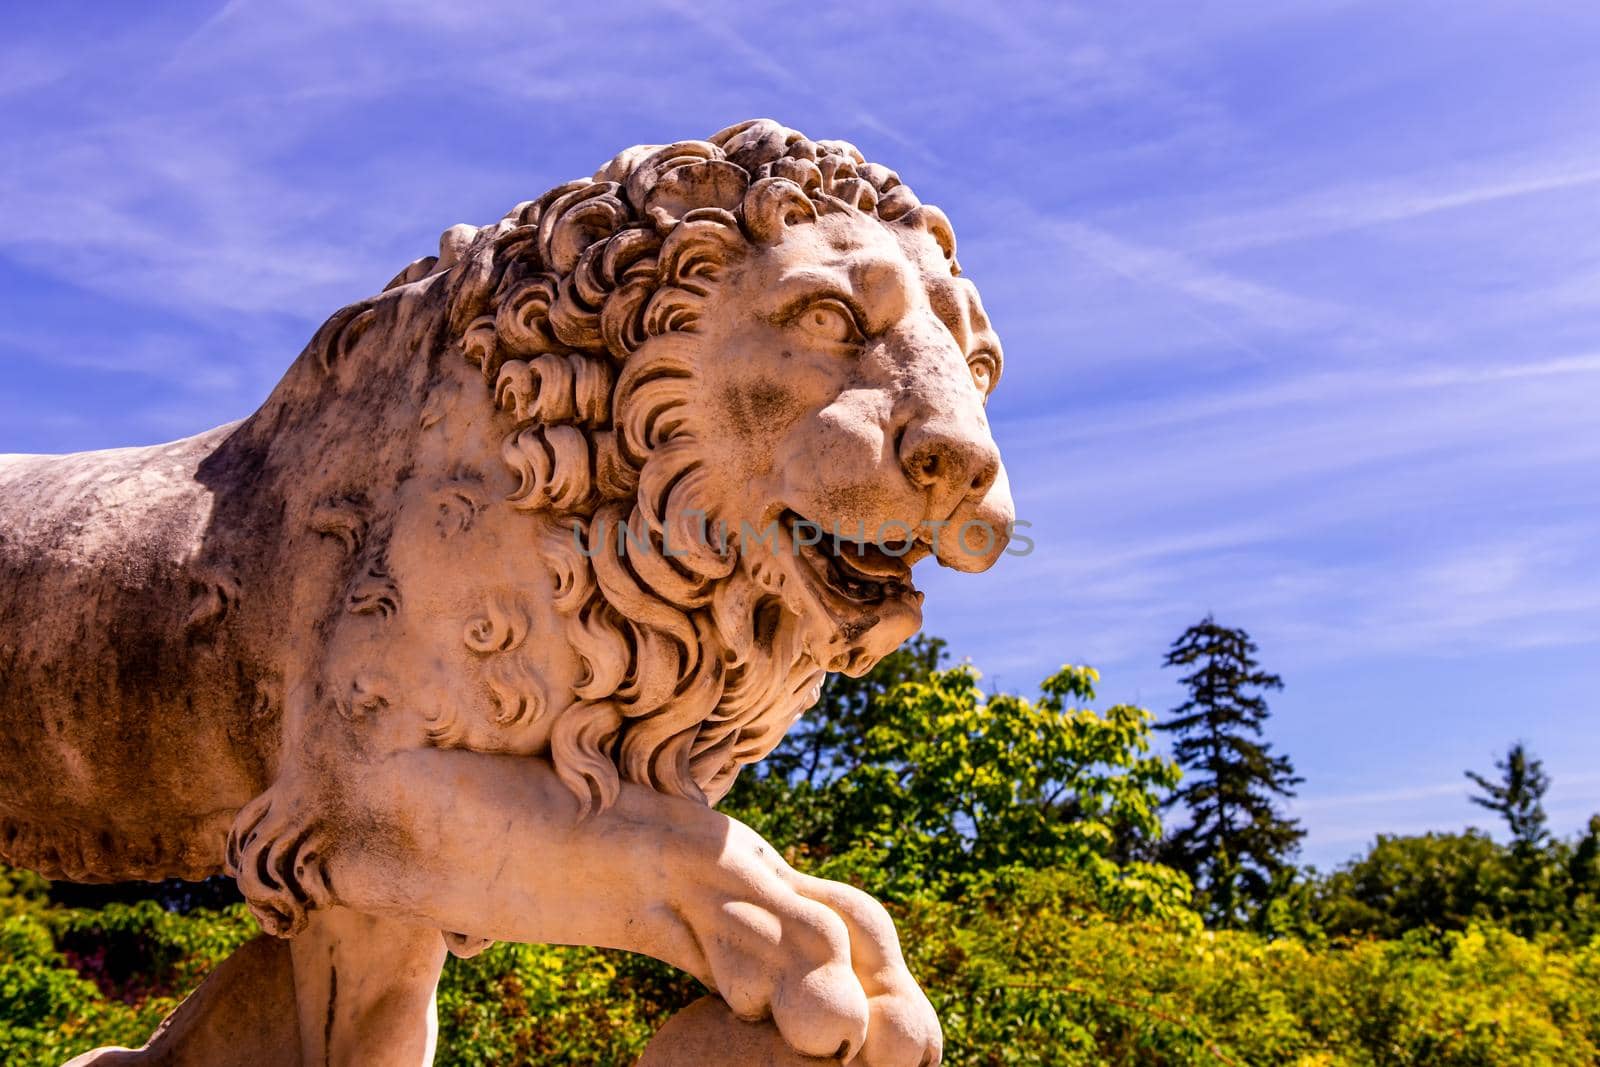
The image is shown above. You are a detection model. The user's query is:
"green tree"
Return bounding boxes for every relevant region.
[1157,616,1303,925]
[1567,815,1600,944]
[15,857,1600,1067]
[1467,742,1551,853]
[1466,743,1563,937]
[725,657,1191,920]
[1571,815,1600,899]
[1311,830,1513,939]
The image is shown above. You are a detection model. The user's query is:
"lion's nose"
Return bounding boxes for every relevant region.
[898,419,1001,511]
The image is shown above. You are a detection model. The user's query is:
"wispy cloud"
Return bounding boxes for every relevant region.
[1009,350,1600,449]
[1181,152,1600,254]
[0,46,69,98]
[1044,219,1343,337]
[1294,781,1467,815]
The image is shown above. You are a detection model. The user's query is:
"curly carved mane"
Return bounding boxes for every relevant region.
[364,119,959,812]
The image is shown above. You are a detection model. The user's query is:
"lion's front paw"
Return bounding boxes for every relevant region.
[684,847,940,1067]
[793,875,941,1067]
[225,791,330,938]
[697,891,870,1060]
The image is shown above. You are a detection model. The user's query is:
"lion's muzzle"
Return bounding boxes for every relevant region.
[898,409,1013,574]
[928,459,1014,573]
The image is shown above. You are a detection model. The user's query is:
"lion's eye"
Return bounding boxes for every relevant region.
[969,351,998,393]
[794,299,863,346]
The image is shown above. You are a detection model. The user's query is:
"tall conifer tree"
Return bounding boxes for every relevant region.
[1466,742,1557,935]
[1158,616,1303,924]
[1466,742,1550,854]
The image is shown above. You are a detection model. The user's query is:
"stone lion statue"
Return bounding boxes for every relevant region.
[0,119,1013,1066]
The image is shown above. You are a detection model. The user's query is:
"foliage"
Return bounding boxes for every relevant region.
[1310,826,1600,948]
[1464,742,1564,937]
[12,864,1600,1067]
[725,657,1189,920]
[1571,816,1600,919]
[1306,744,1600,947]
[1156,616,1304,925]
[434,944,693,1066]
[1310,831,1513,939]
[899,870,1600,1067]
[6,644,1600,1065]
[0,885,255,1065]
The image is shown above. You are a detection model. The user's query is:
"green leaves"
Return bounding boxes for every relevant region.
[0,893,256,1065]
[727,658,1191,922]
[9,861,1600,1067]
[896,870,1600,1067]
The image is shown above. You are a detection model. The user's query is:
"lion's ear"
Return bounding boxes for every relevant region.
[897,203,958,267]
[741,177,818,246]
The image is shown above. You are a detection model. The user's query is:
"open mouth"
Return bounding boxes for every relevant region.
[781,510,922,605]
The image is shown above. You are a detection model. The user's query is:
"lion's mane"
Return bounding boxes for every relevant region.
[382,119,959,812]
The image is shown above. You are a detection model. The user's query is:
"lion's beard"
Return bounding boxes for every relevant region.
[454,323,831,811]
[528,467,824,812]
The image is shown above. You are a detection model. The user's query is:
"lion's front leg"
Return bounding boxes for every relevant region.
[227,747,938,1066]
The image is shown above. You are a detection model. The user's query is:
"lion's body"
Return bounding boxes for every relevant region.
[0,428,263,880]
[0,268,501,882]
[2,120,1012,1067]
[0,266,593,885]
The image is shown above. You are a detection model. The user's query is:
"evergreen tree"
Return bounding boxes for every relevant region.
[1568,815,1600,943]
[1571,815,1600,895]
[1466,742,1550,853]
[1157,615,1303,925]
[1466,742,1558,936]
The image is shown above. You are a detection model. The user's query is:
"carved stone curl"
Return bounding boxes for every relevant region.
[0,119,1014,1066]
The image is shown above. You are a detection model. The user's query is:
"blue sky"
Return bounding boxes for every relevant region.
[2,1,1597,868]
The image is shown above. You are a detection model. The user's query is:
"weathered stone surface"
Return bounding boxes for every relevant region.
[62,935,300,1067]
[0,119,1012,1065]
[638,997,842,1067]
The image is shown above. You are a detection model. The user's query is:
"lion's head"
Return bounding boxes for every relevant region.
[354,119,1011,811]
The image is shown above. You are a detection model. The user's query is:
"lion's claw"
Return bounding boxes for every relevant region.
[682,837,939,1067]
[225,790,329,938]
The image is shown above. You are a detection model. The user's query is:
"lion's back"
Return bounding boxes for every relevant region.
[0,428,267,881]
